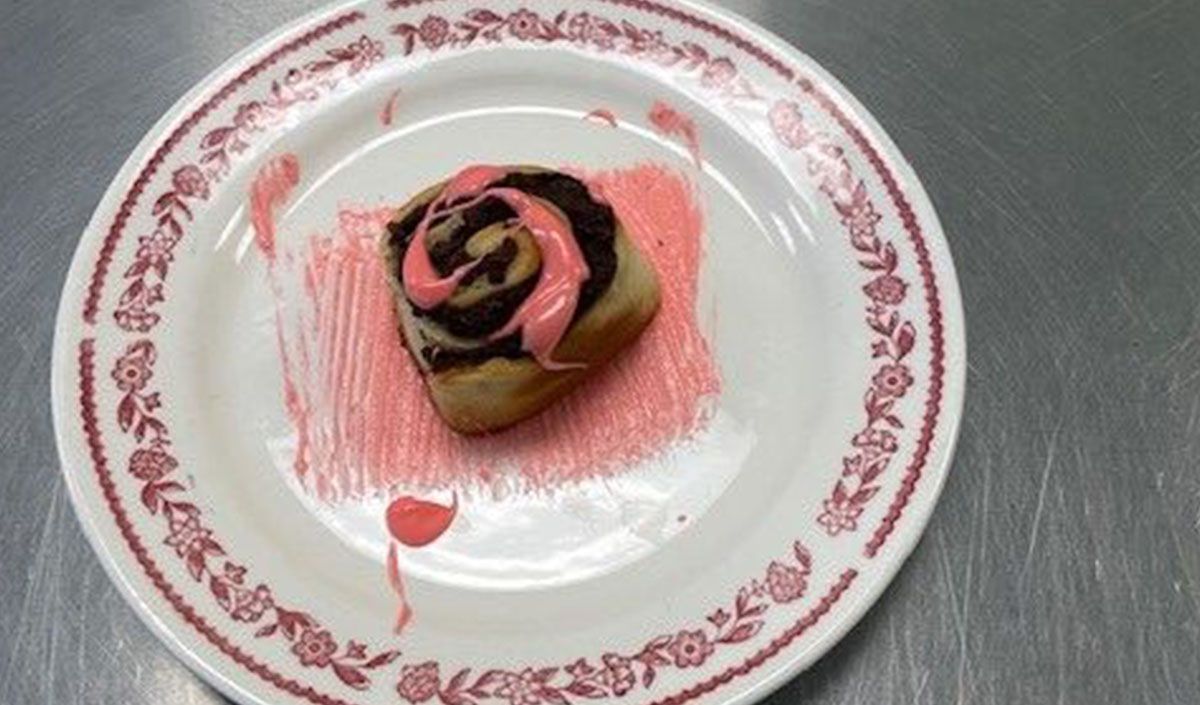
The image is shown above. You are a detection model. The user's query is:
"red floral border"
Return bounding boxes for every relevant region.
[70,0,950,703]
[109,340,400,689]
[389,7,760,101]
[395,544,817,705]
[81,339,367,705]
[767,101,917,538]
[82,10,370,326]
[792,79,946,558]
[112,35,384,333]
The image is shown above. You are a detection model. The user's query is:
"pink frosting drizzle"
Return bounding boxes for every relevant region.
[400,165,590,369]
[385,544,411,634]
[249,158,425,631]
[383,492,456,634]
[399,164,506,308]
[379,88,402,127]
[583,108,619,128]
[648,100,702,168]
[247,155,315,486]
[248,154,300,261]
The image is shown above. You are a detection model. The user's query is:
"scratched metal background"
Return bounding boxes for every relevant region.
[2,0,1199,703]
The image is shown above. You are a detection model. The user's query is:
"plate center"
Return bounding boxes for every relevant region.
[194,50,826,591]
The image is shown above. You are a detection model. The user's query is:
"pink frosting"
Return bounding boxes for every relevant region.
[263,163,718,500]
[248,154,301,262]
[648,101,702,168]
[379,88,402,127]
[385,543,411,634]
[386,493,458,548]
[400,164,507,309]
[400,166,590,369]
[583,108,619,128]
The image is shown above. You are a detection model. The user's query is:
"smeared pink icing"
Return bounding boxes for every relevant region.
[249,161,439,631]
[386,494,458,547]
[648,101,702,168]
[379,88,402,127]
[385,544,411,634]
[247,154,314,488]
[584,108,619,128]
[384,492,456,633]
[401,165,590,369]
[248,154,300,261]
[484,187,589,369]
[259,162,718,499]
[277,204,414,501]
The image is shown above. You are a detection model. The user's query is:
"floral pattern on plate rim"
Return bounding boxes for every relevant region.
[766,100,919,538]
[389,6,761,101]
[111,35,384,334]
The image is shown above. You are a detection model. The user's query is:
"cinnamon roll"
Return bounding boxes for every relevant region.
[380,165,660,434]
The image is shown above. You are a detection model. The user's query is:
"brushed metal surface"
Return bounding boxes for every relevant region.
[2,0,1199,703]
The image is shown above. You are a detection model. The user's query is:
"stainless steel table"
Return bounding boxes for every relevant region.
[2,0,1198,703]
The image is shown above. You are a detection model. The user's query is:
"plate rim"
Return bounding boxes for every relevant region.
[50,1,967,704]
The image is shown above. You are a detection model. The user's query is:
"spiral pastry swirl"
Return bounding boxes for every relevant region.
[381,165,660,433]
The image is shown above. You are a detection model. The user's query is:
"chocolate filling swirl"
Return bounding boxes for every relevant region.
[386,171,618,371]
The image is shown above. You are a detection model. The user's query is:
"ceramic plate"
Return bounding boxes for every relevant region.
[52,1,965,704]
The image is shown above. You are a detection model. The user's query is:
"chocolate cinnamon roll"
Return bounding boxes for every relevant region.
[380,165,660,434]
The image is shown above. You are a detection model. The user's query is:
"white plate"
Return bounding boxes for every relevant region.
[51,2,965,704]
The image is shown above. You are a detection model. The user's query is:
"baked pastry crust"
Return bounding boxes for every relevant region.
[380,166,660,434]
